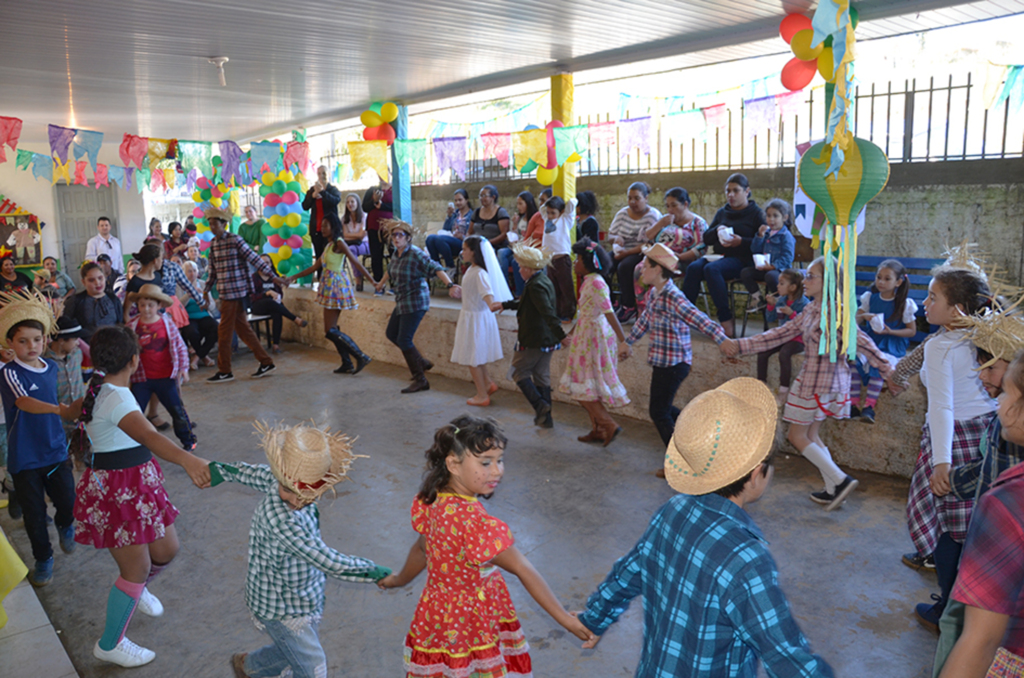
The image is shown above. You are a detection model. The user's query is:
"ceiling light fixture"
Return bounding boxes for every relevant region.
[208,57,229,87]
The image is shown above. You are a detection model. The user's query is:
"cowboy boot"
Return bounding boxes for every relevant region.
[537,385,554,428]
[401,348,430,393]
[577,401,603,443]
[516,379,551,425]
[334,331,372,375]
[325,328,354,374]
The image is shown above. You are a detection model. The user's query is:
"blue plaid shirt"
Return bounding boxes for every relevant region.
[580,494,833,678]
[626,280,727,367]
[388,245,442,315]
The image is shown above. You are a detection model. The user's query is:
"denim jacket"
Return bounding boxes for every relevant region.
[750,227,795,272]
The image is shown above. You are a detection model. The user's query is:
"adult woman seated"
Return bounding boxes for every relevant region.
[426,189,473,270]
[180,260,218,368]
[0,255,33,294]
[250,254,307,353]
[498,190,538,297]
[43,256,77,300]
[164,221,189,261]
[469,185,511,253]
[63,261,123,340]
[147,217,166,241]
[633,187,707,313]
[608,182,662,323]
[681,173,766,338]
[576,190,600,242]
[341,193,371,291]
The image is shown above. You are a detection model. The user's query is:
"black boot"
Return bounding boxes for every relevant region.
[537,385,554,428]
[325,329,354,374]
[334,331,372,375]
[516,379,551,425]
[401,348,430,393]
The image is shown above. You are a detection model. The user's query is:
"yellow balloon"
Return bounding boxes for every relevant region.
[817,47,836,81]
[280,171,293,182]
[790,29,822,61]
[278,245,293,260]
[217,183,228,193]
[566,152,582,164]
[380,102,399,123]
[269,252,282,265]
[269,215,284,228]
[210,197,222,207]
[261,172,275,187]
[360,110,383,127]
[284,212,301,227]
[536,165,559,186]
[192,191,202,202]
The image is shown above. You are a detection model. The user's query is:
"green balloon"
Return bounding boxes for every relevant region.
[293,224,308,237]
[261,222,275,236]
[272,180,287,193]
[212,156,222,166]
[259,185,271,197]
[519,159,539,174]
[824,35,833,48]
[278,226,292,239]
[849,4,859,29]
[201,189,212,200]
[277,259,292,275]
[287,182,302,194]
[370,102,383,114]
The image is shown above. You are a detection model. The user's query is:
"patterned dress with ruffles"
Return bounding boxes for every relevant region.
[404,493,532,678]
[559,273,629,408]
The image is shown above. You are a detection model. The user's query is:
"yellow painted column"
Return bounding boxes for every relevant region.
[551,73,574,200]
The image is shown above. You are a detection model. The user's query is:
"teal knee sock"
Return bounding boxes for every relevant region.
[98,577,144,651]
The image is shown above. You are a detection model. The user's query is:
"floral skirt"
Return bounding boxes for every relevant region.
[73,459,179,549]
[316,269,357,311]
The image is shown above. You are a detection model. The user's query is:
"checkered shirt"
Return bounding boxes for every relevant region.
[580,494,833,678]
[203,233,275,301]
[388,245,442,315]
[626,280,727,367]
[952,461,1024,656]
[160,259,204,305]
[215,462,378,622]
[950,417,1024,503]
[738,300,890,399]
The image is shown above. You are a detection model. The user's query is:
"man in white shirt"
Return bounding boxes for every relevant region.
[84,216,123,274]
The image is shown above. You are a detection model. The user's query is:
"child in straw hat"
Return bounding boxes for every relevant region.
[0,289,82,588]
[491,241,565,427]
[208,422,390,678]
[578,378,833,677]
[379,414,595,676]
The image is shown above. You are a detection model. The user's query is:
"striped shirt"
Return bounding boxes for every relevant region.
[203,233,275,301]
[0,359,66,474]
[626,280,727,367]
[608,206,663,248]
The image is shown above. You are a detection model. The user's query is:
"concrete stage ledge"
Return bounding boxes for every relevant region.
[277,286,925,479]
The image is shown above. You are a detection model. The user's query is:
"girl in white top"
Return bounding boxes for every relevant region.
[542,196,578,320]
[70,325,210,668]
[907,267,996,626]
[450,236,512,406]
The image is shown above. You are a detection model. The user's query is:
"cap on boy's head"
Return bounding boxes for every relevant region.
[663,378,777,495]
[96,253,112,263]
[55,316,84,340]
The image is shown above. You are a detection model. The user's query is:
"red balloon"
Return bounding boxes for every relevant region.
[265,193,282,207]
[267,235,284,248]
[362,126,380,141]
[781,57,817,91]
[378,124,397,146]
[780,14,812,44]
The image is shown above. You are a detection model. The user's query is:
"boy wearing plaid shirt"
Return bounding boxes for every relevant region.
[212,422,390,678]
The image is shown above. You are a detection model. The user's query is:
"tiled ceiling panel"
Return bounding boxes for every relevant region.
[1,0,1020,142]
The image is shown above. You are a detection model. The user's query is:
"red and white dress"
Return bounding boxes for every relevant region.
[404,493,532,678]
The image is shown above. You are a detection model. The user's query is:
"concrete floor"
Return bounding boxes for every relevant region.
[1,343,941,677]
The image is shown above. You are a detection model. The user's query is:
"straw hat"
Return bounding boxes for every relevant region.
[642,243,681,275]
[0,288,59,348]
[127,283,174,308]
[379,218,423,243]
[954,296,1024,368]
[204,206,233,223]
[511,241,552,270]
[664,377,777,495]
[257,421,362,501]
[32,268,52,281]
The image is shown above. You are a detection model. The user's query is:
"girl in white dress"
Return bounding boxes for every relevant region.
[451,235,513,406]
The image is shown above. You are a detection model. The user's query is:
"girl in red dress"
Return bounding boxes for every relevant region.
[379,415,593,677]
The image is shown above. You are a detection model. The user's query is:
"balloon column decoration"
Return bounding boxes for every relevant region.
[258,170,313,277]
[778,5,859,91]
[191,177,237,252]
[360,102,399,146]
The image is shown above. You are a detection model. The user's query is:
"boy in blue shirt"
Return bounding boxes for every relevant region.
[0,290,82,586]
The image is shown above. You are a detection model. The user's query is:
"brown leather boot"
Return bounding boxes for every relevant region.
[401,348,430,393]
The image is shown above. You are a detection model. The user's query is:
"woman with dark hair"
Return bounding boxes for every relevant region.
[148,218,166,241]
[122,244,164,319]
[608,182,662,323]
[682,173,766,337]
[426,189,473,270]
[341,193,370,291]
[362,181,393,291]
[498,190,538,297]
[163,222,189,261]
[43,256,77,300]
[179,260,217,368]
[250,254,307,353]
[469,185,511,251]
[634,187,708,314]
[576,190,600,242]
[0,255,33,294]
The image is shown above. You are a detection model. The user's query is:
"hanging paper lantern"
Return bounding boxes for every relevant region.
[781,57,817,91]
[798,138,889,228]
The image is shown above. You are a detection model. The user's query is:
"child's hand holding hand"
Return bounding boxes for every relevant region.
[617,341,632,360]
[560,611,599,646]
[720,338,740,358]
[184,455,212,489]
[377,573,402,590]
[489,301,504,313]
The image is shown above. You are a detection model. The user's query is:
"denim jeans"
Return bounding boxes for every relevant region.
[425,233,463,267]
[130,378,195,447]
[682,256,747,322]
[244,619,327,678]
[498,247,525,297]
[385,309,427,351]
[12,460,75,562]
[649,362,691,445]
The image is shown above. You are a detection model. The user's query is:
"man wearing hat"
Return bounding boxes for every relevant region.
[95,253,119,295]
[578,378,833,677]
[202,207,288,383]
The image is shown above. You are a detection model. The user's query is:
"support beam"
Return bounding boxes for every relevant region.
[391,105,412,222]
[551,73,574,201]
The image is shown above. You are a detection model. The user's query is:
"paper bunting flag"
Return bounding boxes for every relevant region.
[743,96,778,140]
[989,65,1024,111]
[94,164,109,188]
[72,130,104,171]
[186,168,199,193]
[775,90,804,119]
[702,104,729,130]
[218,141,244,186]
[31,154,53,182]
[663,110,707,142]
[125,167,134,191]
[119,133,148,169]
[74,161,89,186]
[147,138,170,170]
[0,117,23,163]
[292,129,307,143]
[619,117,652,159]
[480,133,511,168]
[164,168,176,190]
[53,158,71,185]
[587,121,616,147]
[15,149,32,171]
[283,141,310,174]
[48,124,76,163]
[250,141,281,174]
[553,126,589,166]
[511,129,548,171]
[348,140,389,182]
[178,140,213,177]
[108,165,126,189]
[136,167,150,194]
[433,137,468,181]
[393,139,428,172]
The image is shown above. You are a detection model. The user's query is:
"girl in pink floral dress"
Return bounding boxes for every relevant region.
[559,238,629,446]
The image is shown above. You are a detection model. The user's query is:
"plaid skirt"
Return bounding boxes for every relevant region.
[316,269,357,311]
[989,648,1024,677]
[907,413,993,556]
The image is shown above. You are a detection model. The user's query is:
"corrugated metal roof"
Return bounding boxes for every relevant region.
[1,0,1020,143]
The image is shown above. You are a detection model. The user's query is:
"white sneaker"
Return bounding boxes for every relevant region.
[136,587,164,617]
[94,637,156,667]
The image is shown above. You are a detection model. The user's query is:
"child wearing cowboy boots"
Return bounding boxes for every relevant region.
[211,422,391,678]
[492,243,565,428]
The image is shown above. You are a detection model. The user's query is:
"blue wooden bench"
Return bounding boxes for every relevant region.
[854,255,945,344]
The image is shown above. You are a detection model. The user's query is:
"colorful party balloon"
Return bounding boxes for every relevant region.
[781,57,817,91]
[790,29,822,61]
[779,13,813,43]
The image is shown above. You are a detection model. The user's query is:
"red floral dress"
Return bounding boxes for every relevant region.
[404,493,532,678]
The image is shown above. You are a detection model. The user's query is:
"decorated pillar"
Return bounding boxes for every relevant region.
[391,105,412,223]
[551,74,575,200]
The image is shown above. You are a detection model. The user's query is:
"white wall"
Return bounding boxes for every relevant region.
[0,142,149,267]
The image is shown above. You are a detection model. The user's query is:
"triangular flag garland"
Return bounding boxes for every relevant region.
[619,117,652,159]
[0,116,23,163]
[479,133,511,168]
[393,139,428,172]
[347,140,389,182]
[48,124,76,163]
[433,137,468,181]
[72,130,104,171]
